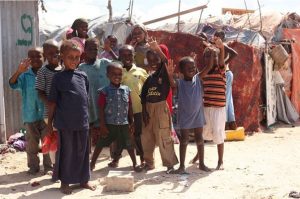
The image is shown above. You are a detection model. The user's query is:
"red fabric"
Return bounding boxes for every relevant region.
[282,29,300,114]
[42,131,58,154]
[148,30,263,132]
[98,92,106,107]
[159,44,172,114]
[98,90,132,107]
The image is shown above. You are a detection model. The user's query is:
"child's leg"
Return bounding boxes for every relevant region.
[176,129,189,173]
[126,148,142,172]
[39,120,53,173]
[90,147,103,171]
[25,122,41,174]
[194,127,210,171]
[134,113,144,165]
[108,141,123,167]
[216,143,224,170]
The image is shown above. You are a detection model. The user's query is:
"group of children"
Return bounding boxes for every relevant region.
[9,18,237,194]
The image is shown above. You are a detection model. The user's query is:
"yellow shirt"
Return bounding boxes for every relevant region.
[122,64,148,114]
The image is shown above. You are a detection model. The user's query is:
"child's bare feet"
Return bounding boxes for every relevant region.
[216,161,224,170]
[60,183,72,195]
[199,164,211,172]
[166,166,175,174]
[80,182,96,191]
[174,166,189,174]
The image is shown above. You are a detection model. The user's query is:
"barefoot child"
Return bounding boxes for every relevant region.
[36,39,62,123]
[140,47,178,173]
[79,38,110,147]
[167,54,214,174]
[202,40,226,170]
[9,47,52,175]
[90,62,142,172]
[47,40,95,194]
[107,45,148,168]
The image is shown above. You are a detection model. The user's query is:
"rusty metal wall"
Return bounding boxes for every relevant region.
[0,1,39,143]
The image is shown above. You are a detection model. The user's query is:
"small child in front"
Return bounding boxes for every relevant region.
[166,54,215,174]
[47,40,95,194]
[9,47,52,175]
[90,62,142,172]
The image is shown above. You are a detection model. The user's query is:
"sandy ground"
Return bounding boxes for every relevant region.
[0,123,300,199]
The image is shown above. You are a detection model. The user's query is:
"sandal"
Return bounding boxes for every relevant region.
[133,165,143,173]
[144,164,155,171]
[289,191,300,198]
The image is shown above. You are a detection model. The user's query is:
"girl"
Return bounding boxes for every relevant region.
[140,44,178,173]
[47,40,95,194]
[166,50,218,174]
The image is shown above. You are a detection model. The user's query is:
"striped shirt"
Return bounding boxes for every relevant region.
[203,70,226,107]
[35,65,62,118]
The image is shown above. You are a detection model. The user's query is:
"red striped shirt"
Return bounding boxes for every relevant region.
[203,71,226,107]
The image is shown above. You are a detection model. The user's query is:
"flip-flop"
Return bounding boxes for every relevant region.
[289,191,300,198]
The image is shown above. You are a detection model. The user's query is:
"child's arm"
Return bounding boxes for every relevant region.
[224,44,238,65]
[9,58,30,85]
[98,91,109,137]
[128,95,134,134]
[148,38,168,61]
[103,39,118,60]
[198,49,216,80]
[46,101,56,135]
[37,90,48,105]
[215,39,225,72]
[165,59,177,93]
[141,81,150,126]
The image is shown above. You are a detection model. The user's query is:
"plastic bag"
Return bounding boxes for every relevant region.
[42,131,58,154]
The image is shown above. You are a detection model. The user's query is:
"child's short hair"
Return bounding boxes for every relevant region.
[28,47,43,56]
[178,56,194,72]
[107,35,117,41]
[43,39,59,50]
[60,40,82,54]
[214,29,225,41]
[119,45,135,54]
[107,61,123,73]
[84,38,99,49]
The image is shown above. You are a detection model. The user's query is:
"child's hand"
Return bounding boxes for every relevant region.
[148,37,160,51]
[165,59,175,76]
[46,124,53,136]
[17,58,31,73]
[142,111,150,127]
[214,38,224,49]
[103,39,112,51]
[190,52,197,61]
[100,124,109,138]
[129,39,137,47]
[129,123,135,135]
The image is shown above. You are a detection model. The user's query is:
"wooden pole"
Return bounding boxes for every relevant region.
[177,0,181,32]
[143,4,208,25]
[107,0,112,22]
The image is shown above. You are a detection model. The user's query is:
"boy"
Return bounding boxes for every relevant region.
[108,45,148,167]
[213,30,238,130]
[47,40,95,194]
[79,38,110,147]
[202,39,227,170]
[90,62,142,172]
[9,47,52,175]
[36,39,62,122]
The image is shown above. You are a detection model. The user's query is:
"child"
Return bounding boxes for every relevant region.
[201,39,226,170]
[79,38,110,146]
[9,47,52,175]
[47,40,95,194]
[108,45,148,168]
[166,54,216,174]
[90,62,142,172]
[36,39,62,122]
[213,30,238,130]
[99,35,119,60]
[140,47,178,173]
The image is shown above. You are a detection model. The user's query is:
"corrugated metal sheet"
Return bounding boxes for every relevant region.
[0,1,39,143]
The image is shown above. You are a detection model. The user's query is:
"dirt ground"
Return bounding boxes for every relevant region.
[0,122,300,199]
